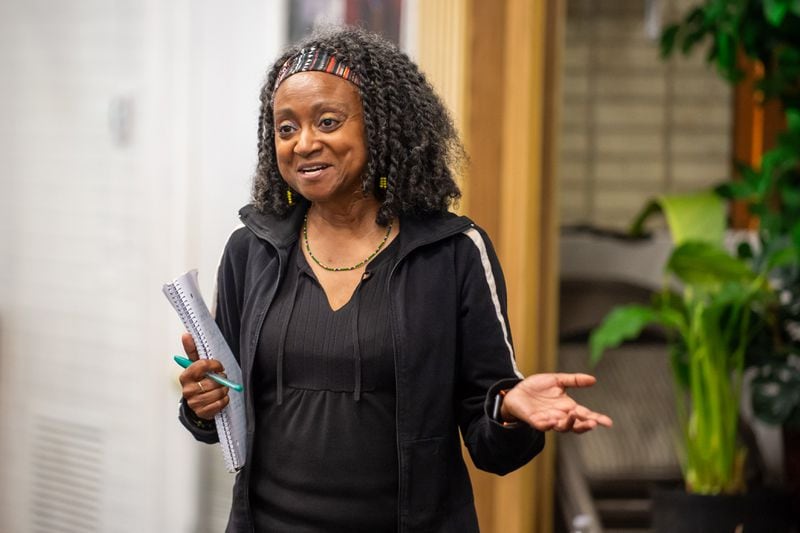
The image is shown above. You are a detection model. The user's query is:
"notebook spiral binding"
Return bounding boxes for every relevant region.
[164,276,243,471]
[176,284,236,468]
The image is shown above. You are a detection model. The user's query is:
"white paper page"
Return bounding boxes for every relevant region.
[163,270,246,472]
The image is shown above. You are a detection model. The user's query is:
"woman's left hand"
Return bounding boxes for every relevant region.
[500,373,612,433]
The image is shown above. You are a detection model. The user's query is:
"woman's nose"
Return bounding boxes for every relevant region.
[294,127,320,156]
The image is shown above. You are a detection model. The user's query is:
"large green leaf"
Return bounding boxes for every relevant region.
[760,144,800,182]
[661,193,726,245]
[589,305,670,365]
[660,24,680,58]
[631,192,726,245]
[666,241,756,287]
[628,199,663,238]
[710,280,760,310]
[714,180,751,200]
[715,31,736,74]
[765,0,792,26]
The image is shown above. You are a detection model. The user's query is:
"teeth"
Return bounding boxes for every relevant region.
[301,165,326,172]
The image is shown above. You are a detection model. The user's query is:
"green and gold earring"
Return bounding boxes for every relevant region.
[379,176,388,190]
[286,189,295,206]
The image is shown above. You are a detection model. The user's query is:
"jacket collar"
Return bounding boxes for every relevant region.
[238,203,475,254]
[238,203,306,247]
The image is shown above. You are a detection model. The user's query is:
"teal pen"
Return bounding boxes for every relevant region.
[173,355,244,392]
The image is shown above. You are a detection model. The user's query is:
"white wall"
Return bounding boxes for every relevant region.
[0,1,286,531]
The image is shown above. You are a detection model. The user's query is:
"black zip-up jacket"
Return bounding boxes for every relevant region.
[179,203,544,532]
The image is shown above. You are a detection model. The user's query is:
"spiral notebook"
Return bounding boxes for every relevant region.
[163,270,246,473]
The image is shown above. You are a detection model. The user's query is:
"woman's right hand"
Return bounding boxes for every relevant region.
[178,332,230,420]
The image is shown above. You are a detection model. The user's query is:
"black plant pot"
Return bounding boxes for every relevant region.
[784,427,800,528]
[652,486,792,533]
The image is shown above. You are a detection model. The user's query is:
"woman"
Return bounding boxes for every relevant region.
[178,27,611,532]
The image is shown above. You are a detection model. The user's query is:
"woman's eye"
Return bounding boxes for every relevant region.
[277,123,295,135]
[319,117,339,130]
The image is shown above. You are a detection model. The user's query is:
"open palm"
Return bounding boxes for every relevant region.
[501,373,613,433]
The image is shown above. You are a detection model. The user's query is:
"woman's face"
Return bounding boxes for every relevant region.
[273,71,368,205]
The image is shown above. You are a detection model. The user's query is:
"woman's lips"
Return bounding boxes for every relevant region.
[297,164,331,179]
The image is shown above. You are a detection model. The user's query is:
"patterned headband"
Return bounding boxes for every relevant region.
[272,46,364,100]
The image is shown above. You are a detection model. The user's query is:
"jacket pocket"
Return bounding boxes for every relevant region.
[400,436,448,518]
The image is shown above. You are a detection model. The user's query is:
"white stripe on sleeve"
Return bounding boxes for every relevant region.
[463,227,524,379]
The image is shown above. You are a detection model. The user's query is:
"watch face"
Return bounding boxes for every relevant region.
[492,392,504,422]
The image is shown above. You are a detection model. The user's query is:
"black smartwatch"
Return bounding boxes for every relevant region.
[491,389,520,427]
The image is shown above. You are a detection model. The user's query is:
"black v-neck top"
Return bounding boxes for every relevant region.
[250,238,399,532]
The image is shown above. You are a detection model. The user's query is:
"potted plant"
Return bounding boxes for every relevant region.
[589,1,800,529]
[589,191,795,531]
[660,0,800,517]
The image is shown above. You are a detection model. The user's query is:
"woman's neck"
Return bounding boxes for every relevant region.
[307,196,383,235]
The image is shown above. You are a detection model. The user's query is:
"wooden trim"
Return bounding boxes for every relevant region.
[416,0,470,211]
[535,2,565,531]
[494,1,562,532]
[462,1,506,527]
[464,0,506,242]
[418,1,563,530]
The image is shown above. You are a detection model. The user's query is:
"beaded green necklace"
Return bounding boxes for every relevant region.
[303,213,393,272]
